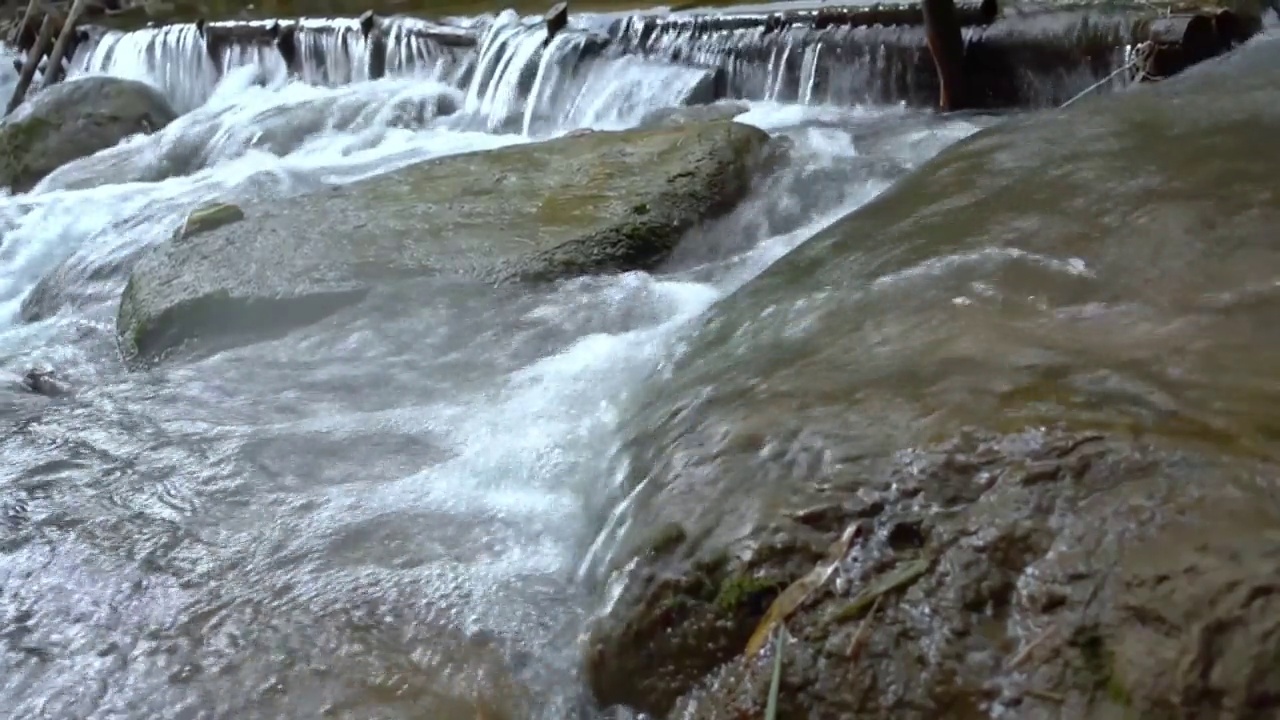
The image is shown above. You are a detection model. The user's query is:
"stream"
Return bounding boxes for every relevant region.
[0,7,990,720]
[4,4,1276,720]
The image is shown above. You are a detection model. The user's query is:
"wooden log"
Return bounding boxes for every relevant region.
[7,12,56,114]
[616,3,1258,109]
[1141,13,1221,80]
[42,0,89,86]
[9,0,36,46]
[615,0,1000,44]
[815,0,998,29]
[923,0,970,111]
[1210,8,1258,48]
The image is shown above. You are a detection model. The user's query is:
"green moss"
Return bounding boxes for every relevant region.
[658,592,696,613]
[648,523,687,557]
[116,276,143,361]
[714,574,780,612]
[0,115,54,189]
[176,202,245,241]
[536,191,613,227]
[1076,630,1133,709]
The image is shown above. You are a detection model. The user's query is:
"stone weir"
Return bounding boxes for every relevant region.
[55,0,1264,111]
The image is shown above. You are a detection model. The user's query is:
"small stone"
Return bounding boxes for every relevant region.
[22,368,70,397]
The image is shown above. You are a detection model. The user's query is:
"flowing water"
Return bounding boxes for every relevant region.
[4,3,1275,717]
[0,7,995,720]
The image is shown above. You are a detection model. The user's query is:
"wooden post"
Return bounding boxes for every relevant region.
[7,12,56,114]
[922,0,970,111]
[42,0,89,86]
[545,2,568,47]
[9,0,37,47]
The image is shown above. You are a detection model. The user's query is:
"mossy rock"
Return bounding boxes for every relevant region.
[116,119,772,366]
[0,76,176,193]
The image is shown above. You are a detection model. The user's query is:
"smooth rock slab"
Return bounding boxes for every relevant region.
[581,38,1280,719]
[0,76,177,193]
[116,119,771,366]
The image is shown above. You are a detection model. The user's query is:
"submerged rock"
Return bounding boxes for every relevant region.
[116,119,771,366]
[582,39,1280,719]
[20,368,71,397]
[0,76,176,193]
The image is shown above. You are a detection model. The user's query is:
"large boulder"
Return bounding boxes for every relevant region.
[582,37,1280,719]
[116,119,772,366]
[0,76,177,193]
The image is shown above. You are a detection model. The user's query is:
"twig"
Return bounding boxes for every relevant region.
[10,0,38,46]
[1059,58,1138,109]
[1009,624,1058,669]
[1025,688,1066,703]
[6,11,54,114]
[42,0,88,86]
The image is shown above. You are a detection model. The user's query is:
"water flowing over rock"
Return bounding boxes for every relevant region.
[581,35,1280,718]
[116,118,772,366]
[0,3,1275,719]
[70,16,480,113]
[0,75,175,192]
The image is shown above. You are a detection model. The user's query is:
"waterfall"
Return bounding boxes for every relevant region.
[70,17,483,113]
[63,5,1142,121]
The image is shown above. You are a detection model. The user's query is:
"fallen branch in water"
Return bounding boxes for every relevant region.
[924,0,971,110]
[41,0,87,85]
[6,10,54,113]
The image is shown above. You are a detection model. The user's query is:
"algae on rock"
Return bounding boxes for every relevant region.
[116,119,772,366]
[0,76,176,193]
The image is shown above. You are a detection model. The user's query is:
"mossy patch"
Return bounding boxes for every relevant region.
[117,119,770,366]
[715,574,782,613]
[0,77,175,193]
[648,523,688,557]
[176,202,245,241]
[1075,629,1133,709]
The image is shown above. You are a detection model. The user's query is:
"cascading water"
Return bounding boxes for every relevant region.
[70,17,483,113]
[0,6,991,719]
[61,2,1144,122]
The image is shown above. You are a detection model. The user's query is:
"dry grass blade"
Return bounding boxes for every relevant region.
[765,626,786,720]
[831,556,932,623]
[745,524,858,657]
[1009,625,1058,669]
[847,594,881,658]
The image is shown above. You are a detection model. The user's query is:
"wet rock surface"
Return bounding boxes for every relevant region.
[657,428,1280,719]
[583,38,1280,719]
[115,119,771,367]
[0,76,176,193]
